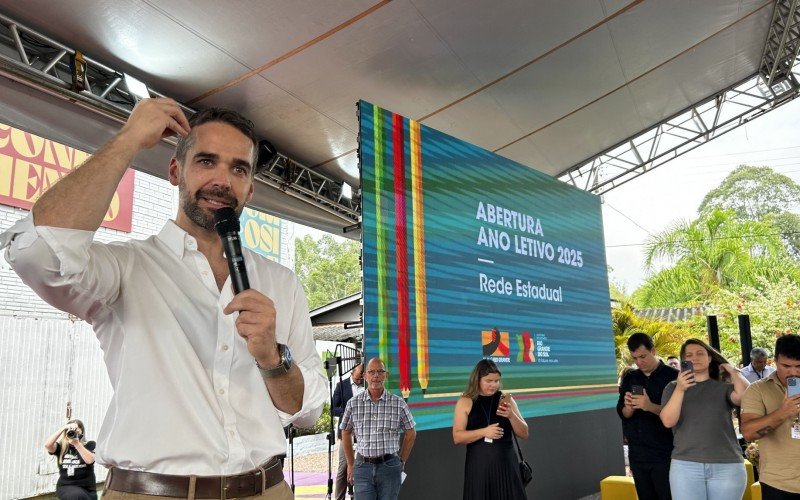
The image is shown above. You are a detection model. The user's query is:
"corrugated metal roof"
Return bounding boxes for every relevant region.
[634,306,706,322]
[313,324,362,343]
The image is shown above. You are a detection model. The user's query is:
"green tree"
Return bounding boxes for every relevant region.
[633,210,798,307]
[608,265,629,303]
[694,277,800,362]
[612,302,690,374]
[698,165,800,256]
[294,234,361,310]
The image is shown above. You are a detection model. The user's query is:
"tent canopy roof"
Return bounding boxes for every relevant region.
[0,1,776,233]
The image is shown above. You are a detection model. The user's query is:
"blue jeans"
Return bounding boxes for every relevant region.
[669,459,746,500]
[353,455,402,500]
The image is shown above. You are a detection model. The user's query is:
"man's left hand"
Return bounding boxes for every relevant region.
[223,289,280,366]
[629,389,654,412]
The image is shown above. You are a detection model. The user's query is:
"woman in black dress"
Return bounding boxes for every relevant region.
[44,419,97,500]
[453,359,529,500]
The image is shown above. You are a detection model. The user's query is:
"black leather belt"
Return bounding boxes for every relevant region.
[106,457,284,499]
[357,453,396,464]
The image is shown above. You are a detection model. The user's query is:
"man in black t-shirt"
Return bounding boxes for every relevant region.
[617,332,678,500]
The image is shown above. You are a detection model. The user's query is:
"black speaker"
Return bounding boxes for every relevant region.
[739,315,752,366]
[707,315,720,351]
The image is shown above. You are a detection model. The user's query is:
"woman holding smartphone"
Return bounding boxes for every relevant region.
[453,359,529,500]
[44,419,97,500]
[660,339,750,500]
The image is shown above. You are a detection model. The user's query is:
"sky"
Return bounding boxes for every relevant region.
[295,97,800,295]
[601,97,800,294]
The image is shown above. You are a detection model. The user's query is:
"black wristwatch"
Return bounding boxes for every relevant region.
[256,344,292,378]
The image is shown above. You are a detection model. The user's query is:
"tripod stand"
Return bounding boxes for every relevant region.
[324,344,363,500]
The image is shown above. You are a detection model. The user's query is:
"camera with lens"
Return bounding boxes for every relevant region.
[66,429,81,439]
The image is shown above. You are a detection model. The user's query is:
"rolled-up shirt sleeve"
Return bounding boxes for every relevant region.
[1,214,125,323]
[274,274,327,429]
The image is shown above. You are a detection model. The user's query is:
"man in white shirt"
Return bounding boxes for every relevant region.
[1,99,327,499]
[742,347,776,384]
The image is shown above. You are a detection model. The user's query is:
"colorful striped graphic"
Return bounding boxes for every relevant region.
[393,113,411,399]
[374,105,390,367]
[410,120,430,394]
[360,101,618,431]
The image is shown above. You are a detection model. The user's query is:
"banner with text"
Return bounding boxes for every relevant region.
[240,208,283,264]
[359,101,617,430]
[0,122,134,232]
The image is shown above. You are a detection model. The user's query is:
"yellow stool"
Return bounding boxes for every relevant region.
[742,459,755,500]
[750,482,762,500]
[600,475,638,500]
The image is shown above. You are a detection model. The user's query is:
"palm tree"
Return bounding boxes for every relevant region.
[634,210,798,307]
[612,302,689,375]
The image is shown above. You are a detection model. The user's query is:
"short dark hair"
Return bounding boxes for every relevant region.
[627,332,654,352]
[775,334,800,361]
[175,107,259,170]
[667,355,679,361]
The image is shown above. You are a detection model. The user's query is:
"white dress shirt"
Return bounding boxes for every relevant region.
[351,379,366,398]
[741,363,776,384]
[1,215,327,475]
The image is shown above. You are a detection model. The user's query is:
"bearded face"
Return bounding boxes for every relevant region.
[179,173,241,231]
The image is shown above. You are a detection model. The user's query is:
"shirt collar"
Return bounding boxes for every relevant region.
[766,371,783,387]
[157,220,199,259]
[362,388,388,401]
[643,359,667,377]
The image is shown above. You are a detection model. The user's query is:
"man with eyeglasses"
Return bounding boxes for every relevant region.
[741,347,776,383]
[340,357,416,500]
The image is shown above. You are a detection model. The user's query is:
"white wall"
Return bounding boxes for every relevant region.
[0,168,303,498]
[0,170,176,498]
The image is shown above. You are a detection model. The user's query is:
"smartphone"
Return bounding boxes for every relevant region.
[680,360,693,372]
[788,377,800,398]
[631,384,644,396]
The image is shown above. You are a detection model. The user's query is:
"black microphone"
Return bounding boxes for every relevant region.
[213,207,250,294]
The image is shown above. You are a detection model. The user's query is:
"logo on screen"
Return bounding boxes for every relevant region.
[517,331,536,363]
[482,327,510,361]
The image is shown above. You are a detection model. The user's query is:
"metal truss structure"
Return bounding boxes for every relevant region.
[760,0,800,87]
[559,0,800,196]
[256,153,360,222]
[0,12,359,225]
[2,5,798,210]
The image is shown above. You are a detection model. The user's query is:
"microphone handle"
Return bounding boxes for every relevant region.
[221,232,250,294]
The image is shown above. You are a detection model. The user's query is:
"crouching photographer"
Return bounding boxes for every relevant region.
[44,419,97,500]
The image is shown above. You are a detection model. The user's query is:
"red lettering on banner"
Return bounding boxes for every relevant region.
[0,122,134,232]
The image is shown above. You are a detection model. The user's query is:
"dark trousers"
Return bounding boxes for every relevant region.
[335,441,353,500]
[630,460,672,500]
[762,483,800,500]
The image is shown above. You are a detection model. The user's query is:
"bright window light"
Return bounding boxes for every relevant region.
[124,73,150,100]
